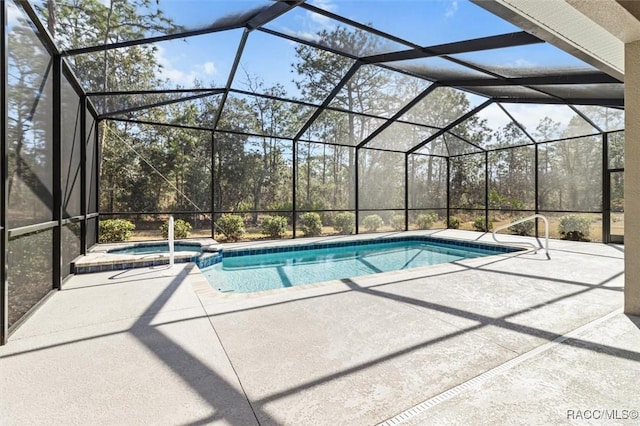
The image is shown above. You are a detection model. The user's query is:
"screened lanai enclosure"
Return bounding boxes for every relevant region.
[1,0,626,342]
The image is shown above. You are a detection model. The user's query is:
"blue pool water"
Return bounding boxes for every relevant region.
[108,243,202,255]
[202,238,512,293]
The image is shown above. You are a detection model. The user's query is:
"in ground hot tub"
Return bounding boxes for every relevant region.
[73,239,221,274]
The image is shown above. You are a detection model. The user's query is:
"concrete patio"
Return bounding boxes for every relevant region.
[1,230,637,425]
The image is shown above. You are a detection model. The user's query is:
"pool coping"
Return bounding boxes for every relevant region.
[219,234,521,257]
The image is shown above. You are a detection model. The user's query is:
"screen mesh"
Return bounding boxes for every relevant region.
[358,149,405,210]
[538,136,602,212]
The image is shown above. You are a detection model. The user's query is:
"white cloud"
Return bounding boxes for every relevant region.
[476,105,511,130]
[301,0,338,33]
[502,58,537,68]
[154,45,171,66]
[501,104,577,135]
[309,11,333,28]
[269,0,337,41]
[155,46,218,87]
[474,103,578,140]
[203,62,217,75]
[445,0,459,18]
[310,0,338,13]
[283,29,320,43]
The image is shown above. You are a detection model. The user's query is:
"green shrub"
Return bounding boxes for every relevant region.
[159,218,192,239]
[489,189,526,210]
[472,216,494,232]
[300,212,322,237]
[262,215,288,239]
[267,201,293,213]
[216,214,245,241]
[236,202,252,212]
[448,216,460,229]
[333,212,355,235]
[391,215,405,231]
[298,200,326,212]
[415,213,437,230]
[559,214,592,241]
[508,218,534,236]
[99,219,135,243]
[363,214,384,232]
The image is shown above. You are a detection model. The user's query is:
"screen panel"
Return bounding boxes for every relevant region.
[87,217,98,249]
[408,209,447,231]
[408,154,447,210]
[61,74,82,218]
[101,122,212,214]
[538,136,602,212]
[305,110,386,146]
[296,142,355,210]
[488,146,535,210]
[61,222,81,279]
[608,131,624,170]
[358,149,405,210]
[7,230,54,328]
[86,112,98,214]
[214,133,292,214]
[359,210,405,233]
[538,212,603,242]
[449,153,486,209]
[7,4,54,228]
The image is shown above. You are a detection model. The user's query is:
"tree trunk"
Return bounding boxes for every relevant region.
[47,0,56,37]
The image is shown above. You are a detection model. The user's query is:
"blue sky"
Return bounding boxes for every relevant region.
[152,0,590,91]
[22,0,592,93]
[17,0,603,133]
[147,0,596,132]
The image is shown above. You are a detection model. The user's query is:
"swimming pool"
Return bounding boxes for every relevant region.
[202,237,520,293]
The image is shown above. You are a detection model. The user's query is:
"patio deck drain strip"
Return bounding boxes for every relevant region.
[376,308,624,426]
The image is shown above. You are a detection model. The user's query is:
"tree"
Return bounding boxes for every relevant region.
[293,26,396,208]
[37,0,176,213]
[450,153,486,210]
[408,154,447,211]
[578,106,624,132]
[212,96,264,214]
[37,0,177,102]
[358,149,405,220]
[37,1,182,216]
[242,75,295,222]
[488,122,535,211]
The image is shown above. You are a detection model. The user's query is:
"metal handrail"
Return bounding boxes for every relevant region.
[492,214,549,256]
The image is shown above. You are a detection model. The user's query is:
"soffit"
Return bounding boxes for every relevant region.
[472,0,634,80]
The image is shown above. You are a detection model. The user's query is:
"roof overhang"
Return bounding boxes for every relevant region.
[472,0,640,82]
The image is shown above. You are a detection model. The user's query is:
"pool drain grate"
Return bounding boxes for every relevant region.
[376,308,623,426]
